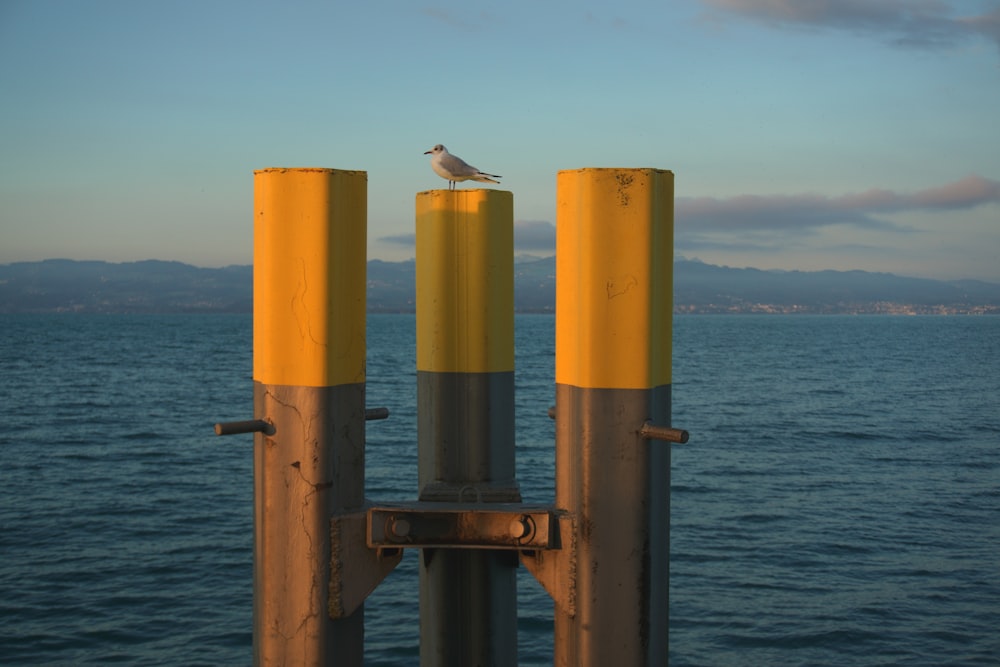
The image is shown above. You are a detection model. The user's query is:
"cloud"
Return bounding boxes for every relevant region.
[513,220,556,252]
[379,232,416,247]
[419,7,496,31]
[701,0,1000,51]
[377,220,556,253]
[677,175,1000,235]
[962,7,1000,50]
[380,178,999,257]
[584,12,629,31]
[419,8,472,30]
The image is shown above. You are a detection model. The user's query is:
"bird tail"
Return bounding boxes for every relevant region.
[473,173,501,184]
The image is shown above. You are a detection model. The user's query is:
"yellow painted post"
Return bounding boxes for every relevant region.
[414,188,519,666]
[553,168,674,665]
[252,168,367,666]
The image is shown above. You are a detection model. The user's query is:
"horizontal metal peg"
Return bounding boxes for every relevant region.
[214,419,275,436]
[549,408,688,444]
[215,408,386,437]
[639,422,689,444]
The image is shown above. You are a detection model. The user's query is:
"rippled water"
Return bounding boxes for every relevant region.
[1,314,998,665]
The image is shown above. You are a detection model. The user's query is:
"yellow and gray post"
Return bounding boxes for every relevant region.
[252,168,368,666]
[415,189,519,666]
[525,168,677,666]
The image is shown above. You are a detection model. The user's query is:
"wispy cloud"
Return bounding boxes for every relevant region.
[701,0,1000,52]
[419,7,497,31]
[962,6,1000,50]
[677,175,1000,234]
[380,177,999,258]
[379,232,416,248]
[584,12,629,31]
[512,220,556,252]
[378,220,557,253]
[676,175,1000,256]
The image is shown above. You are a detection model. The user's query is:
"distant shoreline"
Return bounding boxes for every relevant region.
[1,258,997,315]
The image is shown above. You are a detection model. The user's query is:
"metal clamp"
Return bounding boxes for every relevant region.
[367,503,555,550]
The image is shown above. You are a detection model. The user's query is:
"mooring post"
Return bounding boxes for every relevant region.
[414,188,519,666]
[252,168,368,666]
[553,168,675,665]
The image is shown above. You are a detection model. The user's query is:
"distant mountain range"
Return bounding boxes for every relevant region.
[1,257,997,314]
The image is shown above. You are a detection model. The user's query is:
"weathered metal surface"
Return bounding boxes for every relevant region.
[367,503,554,550]
[548,384,672,666]
[416,371,518,492]
[518,510,576,618]
[328,510,402,619]
[254,382,368,666]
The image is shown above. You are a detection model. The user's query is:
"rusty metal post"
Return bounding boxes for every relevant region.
[414,188,519,666]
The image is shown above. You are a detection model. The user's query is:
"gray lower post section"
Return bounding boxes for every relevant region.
[253,381,367,667]
[554,383,671,667]
[417,370,520,667]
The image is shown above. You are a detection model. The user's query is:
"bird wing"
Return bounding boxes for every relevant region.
[438,153,478,177]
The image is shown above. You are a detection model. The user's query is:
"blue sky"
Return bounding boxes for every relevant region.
[2,0,998,281]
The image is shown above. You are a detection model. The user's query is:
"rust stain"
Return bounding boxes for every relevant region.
[615,172,634,207]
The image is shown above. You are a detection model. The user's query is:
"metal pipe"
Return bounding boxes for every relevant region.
[640,422,689,444]
[364,407,390,421]
[214,419,274,436]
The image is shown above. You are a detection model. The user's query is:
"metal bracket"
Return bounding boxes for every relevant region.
[367,502,557,551]
[329,509,403,619]
[519,511,577,618]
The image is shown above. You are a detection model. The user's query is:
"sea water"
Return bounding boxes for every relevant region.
[1,314,998,665]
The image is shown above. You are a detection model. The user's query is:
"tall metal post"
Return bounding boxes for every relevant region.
[553,168,675,665]
[252,168,368,666]
[415,188,519,666]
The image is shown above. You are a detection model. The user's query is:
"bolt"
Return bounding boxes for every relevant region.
[509,515,533,540]
[389,517,410,539]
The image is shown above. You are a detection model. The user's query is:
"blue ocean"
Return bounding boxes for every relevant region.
[1,314,998,665]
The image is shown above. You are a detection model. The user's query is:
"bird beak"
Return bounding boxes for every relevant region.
[423,150,432,155]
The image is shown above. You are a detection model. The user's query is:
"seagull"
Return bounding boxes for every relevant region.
[424,144,501,190]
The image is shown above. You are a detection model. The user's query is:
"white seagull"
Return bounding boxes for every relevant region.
[424,144,501,190]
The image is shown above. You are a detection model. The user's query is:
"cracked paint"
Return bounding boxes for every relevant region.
[606,274,638,299]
